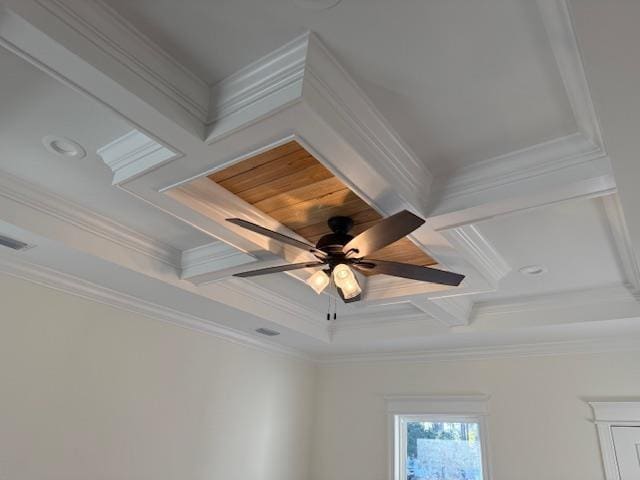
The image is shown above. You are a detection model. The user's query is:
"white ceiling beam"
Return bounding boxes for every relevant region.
[207,32,307,142]
[536,0,603,148]
[0,1,208,150]
[180,241,257,281]
[428,134,614,231]
[602,195,640,299]
[469,283,640,332]
[567,1,640,313]
[0,171,330,341]
[412,296,473,327]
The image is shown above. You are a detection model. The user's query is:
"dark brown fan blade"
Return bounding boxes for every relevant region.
[234,261,325,278]
[336,286,362,304]
[354,259,465,286]
[342,210,425,257]
[227,218,326,257]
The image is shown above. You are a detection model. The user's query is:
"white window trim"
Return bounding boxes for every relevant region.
[386,395,492,480]
[589,401,640,480]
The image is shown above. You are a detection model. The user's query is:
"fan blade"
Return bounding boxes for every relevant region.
[336,286,362,304]
[227,218,326,257]
[342,210,425,257]
[234,261,325,278]
[354,259,465,286]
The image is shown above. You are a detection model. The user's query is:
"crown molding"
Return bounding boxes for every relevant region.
[602,194,640,299]
[97,130,178,185]
[536,0,603,148]
[214,277,329,340]
[330,304,434,333]
[207,33,308,141]
[318,336,640,365]
[301,34,433,211]
[429,135,615,231]
[473,284,633,318]
[0,255,309,360]
[435,133,604,204]
[204,31,432,211]
[0,171,328,341]
[413,296,474,327]
[1,0,209,130]
[0,171,180,268]
[440,224,511,285]
[181,241,256,280]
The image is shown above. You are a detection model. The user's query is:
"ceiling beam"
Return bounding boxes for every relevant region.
[0,1,208,148]
[567,1,640,309]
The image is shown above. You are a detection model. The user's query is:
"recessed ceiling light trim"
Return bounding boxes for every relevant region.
[42,135,86,159]
[519,265,547,276]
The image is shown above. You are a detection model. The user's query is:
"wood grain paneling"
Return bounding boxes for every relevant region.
[209,141,435,269]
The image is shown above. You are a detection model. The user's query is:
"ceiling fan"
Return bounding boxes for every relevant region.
[226,210,464,303]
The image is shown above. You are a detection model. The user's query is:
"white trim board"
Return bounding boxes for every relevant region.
[180,241,256,280]
[318,336,640,365]
[473,284,634,318]
[589,401,640,480]
[385,394,489,416]
[97,130,178,185]
[429,134,614,230]
[536,0,603,148]
[387,395,492,480]
[602,194,640,299]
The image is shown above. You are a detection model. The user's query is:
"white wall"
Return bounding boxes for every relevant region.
[4,269,640,480]
[0,273,316,480]
[311,352,640,480]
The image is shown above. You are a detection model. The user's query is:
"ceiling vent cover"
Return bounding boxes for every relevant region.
[255,327,280,337]
[0,234,31,251]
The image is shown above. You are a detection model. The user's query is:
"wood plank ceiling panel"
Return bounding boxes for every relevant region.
[209,141,435,269]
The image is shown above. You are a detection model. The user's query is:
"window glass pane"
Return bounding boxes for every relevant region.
[406,421,483,480]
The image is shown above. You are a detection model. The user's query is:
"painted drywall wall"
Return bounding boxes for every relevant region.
[311,352,640,480]
[0,273,315,480]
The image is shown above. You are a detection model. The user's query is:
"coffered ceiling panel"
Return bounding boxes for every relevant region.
[104,0,576,174]
[208,141,437,268]
[472,196,624,301]
[0,46,212,250]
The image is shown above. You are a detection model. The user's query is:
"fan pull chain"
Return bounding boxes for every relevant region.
[326,296,338,321]
[326,295,330,321]
[326,293,332,321]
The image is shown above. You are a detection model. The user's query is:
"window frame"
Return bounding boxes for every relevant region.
[386,395,492,480]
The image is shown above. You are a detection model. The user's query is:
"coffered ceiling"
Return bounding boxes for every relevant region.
[1,0,640,361]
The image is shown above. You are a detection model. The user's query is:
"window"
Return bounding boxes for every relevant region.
[387,396,491,480]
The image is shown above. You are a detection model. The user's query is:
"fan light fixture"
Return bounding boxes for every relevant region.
[332,263,361,299]
[227,211,465,304]
[307,270,330,294]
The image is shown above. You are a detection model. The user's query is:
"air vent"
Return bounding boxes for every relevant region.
[0,234,30,251]
[255,327,280,337]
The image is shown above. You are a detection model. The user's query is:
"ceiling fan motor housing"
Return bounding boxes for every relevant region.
[316,216,354,255]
